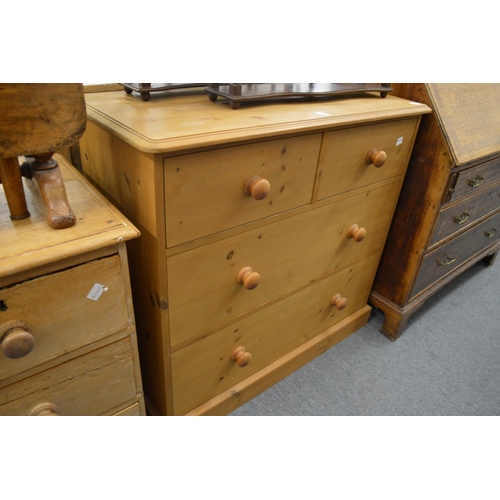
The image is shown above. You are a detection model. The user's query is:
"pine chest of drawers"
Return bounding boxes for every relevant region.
[0,155,145,416]
[371,84,500,340]
[79,89,430,415]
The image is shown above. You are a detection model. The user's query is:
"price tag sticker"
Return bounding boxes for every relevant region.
[87,283,108,301]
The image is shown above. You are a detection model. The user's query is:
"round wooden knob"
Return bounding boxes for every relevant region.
[237,266,261,290]
[365,148,387,168]
[231,346,252,367]
[1,326,35,359]
[347,224,367,242]
[330,293,348,310]
[243,175,271,200]
[30,402,59,416]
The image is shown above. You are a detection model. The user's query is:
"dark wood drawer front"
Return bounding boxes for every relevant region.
[448,156,500,203]
[411,210,500,299]
[429,181,500,247]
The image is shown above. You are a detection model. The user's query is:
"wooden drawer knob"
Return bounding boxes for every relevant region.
[1,326,35,359]
[237,266,261,290]
[330,293,348,310]
[243,175,271,200]
[231,346,252,367]
[30,402,59,416]
[347,224,367,242]
[365,148,387,168]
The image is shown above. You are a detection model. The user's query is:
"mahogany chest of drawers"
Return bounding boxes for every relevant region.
[79,89,429,415]
[371,84,500,340]
[0,155,145,416]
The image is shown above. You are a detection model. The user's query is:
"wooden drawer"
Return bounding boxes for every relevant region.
[0,338,138,415]
[167,181,401,346]
[316,118,418,200]
[0,255,129,382]
[447,156,500,203]
[171,253,379,415]
[113,402,142,416]
[410,210,500,299]
[429,180,500,248]
[164,134,322,246]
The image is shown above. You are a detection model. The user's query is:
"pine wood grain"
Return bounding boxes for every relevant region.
[317,118,419,200]
[0,339,137,415]
[79,91,430,415]
[171,253,380,415]
[168,181,401,346]
[164,134,321,246]
[84,90,430,154]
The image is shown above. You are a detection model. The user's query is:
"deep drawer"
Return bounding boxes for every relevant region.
[447,156,500,203]
[0,338,137,415]
[316,118,418,200]
[171,253,379,415]
[429,180,500,247]
[164,134,321,247]
[410,210,500,299]
[0,255,130,382]
[167,181,400,346]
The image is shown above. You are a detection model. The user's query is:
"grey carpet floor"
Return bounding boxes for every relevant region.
[230,258,500,416]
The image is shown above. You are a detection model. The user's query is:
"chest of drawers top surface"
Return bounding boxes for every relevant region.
[84,90,430,154]
[0,155,140,280]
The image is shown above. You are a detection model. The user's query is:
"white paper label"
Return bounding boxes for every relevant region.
[396,136,404,146]
[87,283,108,301]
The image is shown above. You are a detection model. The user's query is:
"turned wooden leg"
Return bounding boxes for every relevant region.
[0,157,30,220]
[30,153,76,229]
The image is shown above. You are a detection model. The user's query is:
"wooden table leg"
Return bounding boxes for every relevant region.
[0,157,30,220]
[30,154,76,229]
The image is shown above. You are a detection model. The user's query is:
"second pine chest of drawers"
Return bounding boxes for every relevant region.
[79,90,430,415]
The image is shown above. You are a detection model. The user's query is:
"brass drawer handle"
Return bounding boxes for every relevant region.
[468,174,484,188]
[485,227,498,238]
[438,255,456,267]
[454,211,470,224]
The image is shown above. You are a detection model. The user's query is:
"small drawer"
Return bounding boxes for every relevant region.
[0,255,129,382]
[429,180,500,247]
[167,181,401,346]
[316,118,418,200]
[164,134,322,247]
[447,156,500,203]
[0,338,138,415]
[171,253,379,415]
[410,210,500,299]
